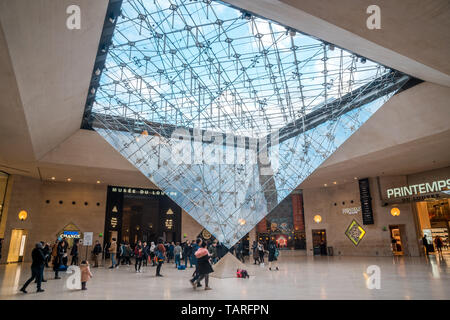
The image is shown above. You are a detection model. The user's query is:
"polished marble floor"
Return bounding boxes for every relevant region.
[1,253,449,300]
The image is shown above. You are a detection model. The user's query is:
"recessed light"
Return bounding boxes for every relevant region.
[324,183,327,187]
[67,178,71,182]
[97,180,101,184]
[354,177,358,180]
[51,177,55,180]
[333,181,337,185]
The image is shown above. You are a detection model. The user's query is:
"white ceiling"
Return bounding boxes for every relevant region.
[0,0,449,190]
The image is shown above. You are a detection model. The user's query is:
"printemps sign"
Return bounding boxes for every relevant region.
[386,179,450,199]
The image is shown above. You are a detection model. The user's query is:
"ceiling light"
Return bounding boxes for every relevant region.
[324,184,327,187]
[51,177,55,180]
[90,87,96,95]
[97,180,101,184]
[354,177,358,180]
[360,57,367,64]
[67,178,71,182]
[328,44,335,51]
[94,68,101,76]
[333,181,337,185]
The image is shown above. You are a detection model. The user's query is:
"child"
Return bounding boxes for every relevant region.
[80,260,93,290]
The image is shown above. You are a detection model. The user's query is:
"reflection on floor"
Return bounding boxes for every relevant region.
[0,253,449,300]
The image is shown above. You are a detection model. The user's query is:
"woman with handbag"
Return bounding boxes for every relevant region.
[155,239,166,277]
[192,241,213,290]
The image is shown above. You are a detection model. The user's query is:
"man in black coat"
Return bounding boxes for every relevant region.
[20,243,46,293]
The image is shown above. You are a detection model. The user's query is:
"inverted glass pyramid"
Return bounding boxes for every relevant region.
[89,0,409,247]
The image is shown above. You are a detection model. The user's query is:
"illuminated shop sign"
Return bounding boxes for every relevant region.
[59,231,81,239]
[345,220,366,246]
[110,217,118,228]
[342,206,361,215]
[111,187,178,197]
[165,219,173,230]
[386,179,450,198]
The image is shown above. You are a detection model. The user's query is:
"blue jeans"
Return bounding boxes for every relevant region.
[111,253,116,267]
[190,255,197,267]
[175,254,181,267]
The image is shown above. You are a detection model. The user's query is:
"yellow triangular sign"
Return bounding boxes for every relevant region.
[112,206,118,213]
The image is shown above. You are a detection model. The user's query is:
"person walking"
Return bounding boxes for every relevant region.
[92,240,102,268]
[192,242,213,290]
[236,240,245,263]
[252,241,259,264]
[268,240,279,271]
[70,239,79,266]
[168,242,175,263]
[209,241,218,264]
[134,241,143,273]
[43,242,51,268]
[53,240,67,279]
[62,238,69,266]
[422,234,430,255]
[109,238,118,269]
[189,238,203,288]
[20,243,46,293]
[174,242,182,268]
[80,260,93,290]
[183,241,192,268]
[258,241,265,264]
[36,241,48,283]
[142,242,149,267]
[155,239,166,277]
[435,236,444,256]
[150,241,156,266]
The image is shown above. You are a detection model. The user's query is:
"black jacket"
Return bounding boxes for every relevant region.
[31,248,46,268]
[197,255,214,275]
[93,243,102,254]
[183,245,192,257]
[70,243,78,256]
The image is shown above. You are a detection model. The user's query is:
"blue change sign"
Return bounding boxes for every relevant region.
[62,231,80,238]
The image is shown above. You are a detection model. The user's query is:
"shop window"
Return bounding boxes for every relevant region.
[256,193,306,250]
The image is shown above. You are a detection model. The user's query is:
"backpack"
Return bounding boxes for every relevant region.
[236,269,249,279]
[155,249,164,261]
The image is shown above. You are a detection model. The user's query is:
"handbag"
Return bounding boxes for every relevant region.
[274,249,279,258]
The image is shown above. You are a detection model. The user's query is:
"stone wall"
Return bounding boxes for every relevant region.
[0,175,107,263]
[181,209,203,243]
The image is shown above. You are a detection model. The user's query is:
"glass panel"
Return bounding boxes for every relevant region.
[90,0,410,248]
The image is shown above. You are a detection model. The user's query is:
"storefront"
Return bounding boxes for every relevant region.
[381,167,450,256]
[104,186,182,248]
[256,191,306,251]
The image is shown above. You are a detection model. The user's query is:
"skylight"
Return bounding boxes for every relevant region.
[92,0,392,138]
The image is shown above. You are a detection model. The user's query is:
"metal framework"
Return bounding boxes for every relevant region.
[89,0,409,247]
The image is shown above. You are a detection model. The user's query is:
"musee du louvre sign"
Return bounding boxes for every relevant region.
[111,187,178,197]
[386,179,450,201]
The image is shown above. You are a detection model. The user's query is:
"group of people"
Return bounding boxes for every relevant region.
[20,238,95,293]
[18,235,281,294]
[250,240,279,270]
[422,234,446,257]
